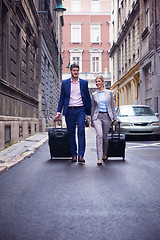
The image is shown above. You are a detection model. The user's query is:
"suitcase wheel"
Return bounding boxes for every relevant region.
[103,157,108,162]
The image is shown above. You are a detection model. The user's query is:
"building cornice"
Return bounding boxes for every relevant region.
[64,12,111,16]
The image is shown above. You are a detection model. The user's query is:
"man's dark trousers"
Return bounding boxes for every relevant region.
[65,106,86,157]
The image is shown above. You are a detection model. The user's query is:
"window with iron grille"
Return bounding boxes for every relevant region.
[5,125,11,143]
[28,124,31,135]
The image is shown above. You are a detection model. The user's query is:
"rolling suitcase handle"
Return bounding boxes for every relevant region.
[111,121,121,138]
[54,119,62,128]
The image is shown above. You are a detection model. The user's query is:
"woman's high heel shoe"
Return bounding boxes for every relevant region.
[97,160,102,165]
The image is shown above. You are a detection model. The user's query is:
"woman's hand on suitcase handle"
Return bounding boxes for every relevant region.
[112,119,117,124]
[91,122,94,127]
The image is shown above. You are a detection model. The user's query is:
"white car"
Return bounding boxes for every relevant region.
[116,105,160,138]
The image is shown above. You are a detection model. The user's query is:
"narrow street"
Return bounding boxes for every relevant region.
[0,128,160,240]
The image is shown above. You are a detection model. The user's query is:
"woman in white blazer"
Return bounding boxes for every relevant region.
[91,76,117,165]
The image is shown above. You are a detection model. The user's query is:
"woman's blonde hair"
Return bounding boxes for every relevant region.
[95,75,104,83]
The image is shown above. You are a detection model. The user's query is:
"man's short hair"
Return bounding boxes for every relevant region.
[70,63,79,71]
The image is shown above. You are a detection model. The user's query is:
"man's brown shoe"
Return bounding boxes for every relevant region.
[72,156,77,162]
[78,156,85,164]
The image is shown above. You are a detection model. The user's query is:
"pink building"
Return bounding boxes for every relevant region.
[62,0,111,92]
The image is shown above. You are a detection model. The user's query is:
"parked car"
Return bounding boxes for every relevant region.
[116,105,160,138]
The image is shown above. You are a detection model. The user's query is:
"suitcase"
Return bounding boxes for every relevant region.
[48,120,71,159]
[106,122,126,160]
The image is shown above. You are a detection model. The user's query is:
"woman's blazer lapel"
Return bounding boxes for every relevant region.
[94,90,99,104]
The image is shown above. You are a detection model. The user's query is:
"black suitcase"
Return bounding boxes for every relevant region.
[107,122,126,160]
[48,120,71,159]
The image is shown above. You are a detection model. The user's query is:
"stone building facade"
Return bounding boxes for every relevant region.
[38,0,61,127]
[139,0,160,114]
[109,0,140,107]
[0,0,61,150]
[110,0,160,115]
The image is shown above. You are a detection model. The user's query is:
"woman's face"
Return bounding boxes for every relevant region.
[95,78,103,89]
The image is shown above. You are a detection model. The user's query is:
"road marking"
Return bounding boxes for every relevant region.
[127,142,160,149]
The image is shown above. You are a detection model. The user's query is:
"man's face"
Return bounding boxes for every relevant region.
[70,67,79,79]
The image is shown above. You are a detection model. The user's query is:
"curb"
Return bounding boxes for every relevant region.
[0,135,48,175]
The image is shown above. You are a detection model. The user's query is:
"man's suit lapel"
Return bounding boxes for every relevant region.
[66,78,71,95]
[79,78,83,96]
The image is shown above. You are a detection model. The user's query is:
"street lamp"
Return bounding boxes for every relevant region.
[63,57,70,68]
[54,0,66,84]
[59,57,70,69]
[66,62,70,69]
[54,0,66,12]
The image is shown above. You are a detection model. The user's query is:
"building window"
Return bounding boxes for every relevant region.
[89,48,103,73]
[125,0,127,19]
[72,57,80,65]
[19,125,23,137]
[108,21,111,43]
[71,54,81,70]
[119,48,121,72]
[33,43,37,82]
[113,56,115,80]
[90,24,101,43]
[92,57,99,72]
[5,125,11,143]
[28,124,31,135]
[71,24,81,43]
[132,26,135,60]
[2,2,8,79]
[16,25,21,88]
[25,41,29,93]
[145,66,152,91]
[71,0,81,12]
[145,0,149,28]
[128,33,131,65]
[69,48,83,71]
[144,65,152,106]
[35,124,37,132]
[125,38,127,68]
[91,0,100,12]
[121,44,124,72]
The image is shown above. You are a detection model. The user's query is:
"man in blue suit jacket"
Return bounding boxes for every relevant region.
[56,63,91,164]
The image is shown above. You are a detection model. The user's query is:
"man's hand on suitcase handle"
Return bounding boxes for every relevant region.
[56,113,61,120]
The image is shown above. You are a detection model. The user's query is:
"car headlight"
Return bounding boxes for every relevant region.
[120,122,132,126]
[149,121,160,126]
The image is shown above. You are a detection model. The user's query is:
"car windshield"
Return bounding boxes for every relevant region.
[117,106,155,117]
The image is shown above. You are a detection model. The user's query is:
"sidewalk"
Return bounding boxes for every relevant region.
[0,132,48,175]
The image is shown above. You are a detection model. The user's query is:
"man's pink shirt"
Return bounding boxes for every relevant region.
[69,79,84,107]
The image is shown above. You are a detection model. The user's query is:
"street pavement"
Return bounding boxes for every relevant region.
[0,127,160,240]
[0,132,48,175]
